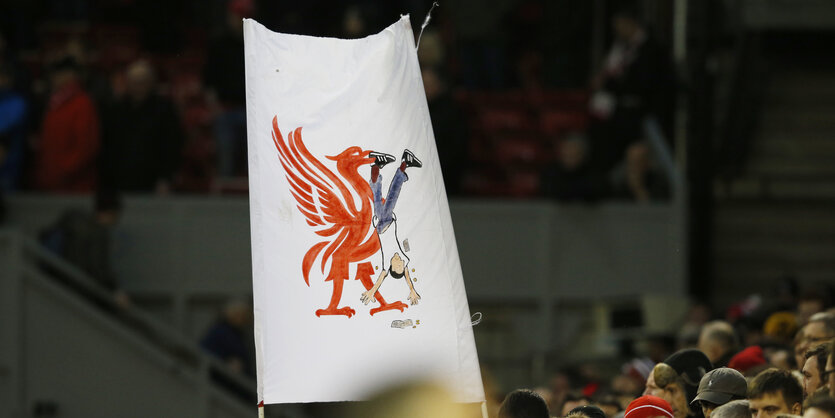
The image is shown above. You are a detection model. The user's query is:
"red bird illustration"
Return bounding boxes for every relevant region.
[271,117,410,317]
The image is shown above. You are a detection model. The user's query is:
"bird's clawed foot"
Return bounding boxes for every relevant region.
[370,301,408,316]
[316,306,356,317]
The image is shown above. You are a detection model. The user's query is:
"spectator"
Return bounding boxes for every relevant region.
[99,60,183,194]
[804,395,835,418]
[729,346,768,377]
[748,368,803,418]
[562,391,593,416]
[498,388,550,418]
[765,312,800,347]
[692,368,748,418]
[32,56,100,193]
[541,132,608,202]
[38,188,129,307]
[711,400,750,418]
[797,313,835,368]
[569,405,608,418]
[0,61,26,193]
[422,66,467,196]
[200,299,254,376]
[587,3,674,178]
[802,343,831,399]
[644,349,713,418]
[798,290,830,327]
[610,141,670,202]
[595,394,626,418]
[624,395,674,418]
[204,0,252,177]
[699,321,740,368]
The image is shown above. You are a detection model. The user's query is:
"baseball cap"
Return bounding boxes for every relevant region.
[625,395,674,418]
[691,367,748,407]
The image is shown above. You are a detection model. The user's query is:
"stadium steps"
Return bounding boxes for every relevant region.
[712,64,835,306]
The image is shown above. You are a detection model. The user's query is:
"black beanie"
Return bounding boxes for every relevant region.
[663,349,713,405]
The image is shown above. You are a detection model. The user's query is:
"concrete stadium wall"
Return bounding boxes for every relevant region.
[5,195,686,335]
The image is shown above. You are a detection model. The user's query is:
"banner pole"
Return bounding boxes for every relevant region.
[258,401,264,418]
[481,401,488,418]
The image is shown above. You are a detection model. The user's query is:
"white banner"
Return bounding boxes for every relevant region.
[244,16,484,404]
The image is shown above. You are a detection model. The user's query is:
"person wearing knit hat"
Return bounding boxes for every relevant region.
[691,368,748,418]
[625,395,674,418]
[728,346,768,377]
[644,349,713,418]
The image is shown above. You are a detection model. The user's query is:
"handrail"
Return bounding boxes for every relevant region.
[21,238,256,403]
[644,116,686,203]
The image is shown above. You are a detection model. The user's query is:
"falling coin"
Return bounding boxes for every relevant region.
[413,278,417,282]
[412,268,415,272]
[375,266,379,270]
[416,320,420,324]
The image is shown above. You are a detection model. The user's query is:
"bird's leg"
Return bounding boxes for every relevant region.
[315,277,355,318]
[355,262,407,315]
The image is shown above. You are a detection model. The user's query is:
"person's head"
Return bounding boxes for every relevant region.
[498,389,550,418]
[645,349,713,418]
[748,368,803,418]
[125,60,155,102]
[711,400,750,418]
[803,394,835,418]
[611,5,643,43]
[699,321,740,365]
[802,343,830,398]
[223,299,251,328]
[691,368,748,418]
[94,188,122,226]
[568,405,607,418]
[805,314,835,349]
[226,0,253,32]
[562,391,592,416]
[729,346,768,377]
[558,134,589,171]
[49,56,80,90]
[595,394,625,418]
[765,313,800,346]
[624,395,674,418]
[798,290,830,326]
[769,347,797,371]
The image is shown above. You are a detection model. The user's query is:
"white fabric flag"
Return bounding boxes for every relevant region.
[244,16,484,404]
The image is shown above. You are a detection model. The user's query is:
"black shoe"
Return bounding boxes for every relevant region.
[370,152,396,167]
[402,149,422,168]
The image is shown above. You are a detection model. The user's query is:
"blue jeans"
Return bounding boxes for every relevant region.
[370,169,407,234]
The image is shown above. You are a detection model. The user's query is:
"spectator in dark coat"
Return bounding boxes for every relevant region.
[200,300,254,377]
[99,60,183,194]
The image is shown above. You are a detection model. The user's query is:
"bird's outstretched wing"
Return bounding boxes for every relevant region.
[271,117,361,284]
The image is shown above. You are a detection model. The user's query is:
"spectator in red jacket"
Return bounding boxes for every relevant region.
[32,56,100,193]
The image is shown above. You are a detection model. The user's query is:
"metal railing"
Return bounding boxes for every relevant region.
[1,229,258,417]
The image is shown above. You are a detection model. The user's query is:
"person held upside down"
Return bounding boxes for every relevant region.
[360,149,422,307]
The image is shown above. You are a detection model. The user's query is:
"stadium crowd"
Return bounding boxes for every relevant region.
[0,0,673,215]
[484,289,835,418]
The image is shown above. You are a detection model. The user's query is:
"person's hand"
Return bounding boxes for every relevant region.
[407,290,421,306]
[360,289,376,305]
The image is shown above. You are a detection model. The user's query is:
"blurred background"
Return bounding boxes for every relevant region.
[1,0,835,417]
